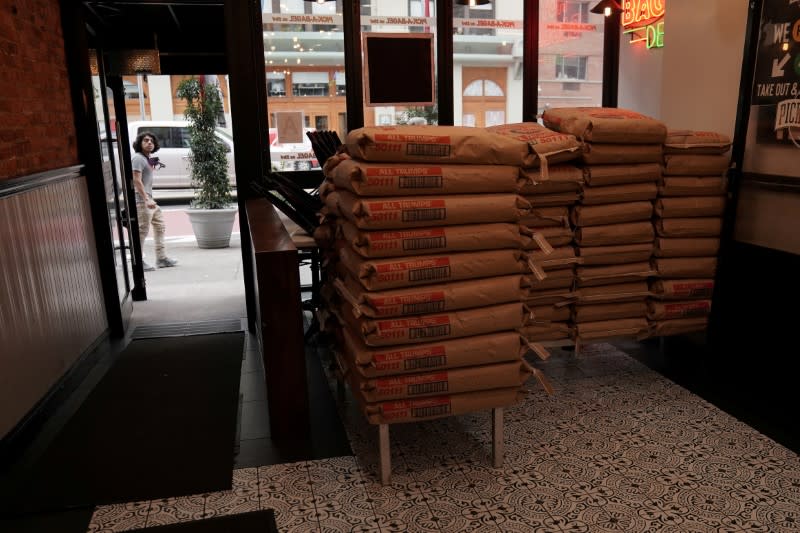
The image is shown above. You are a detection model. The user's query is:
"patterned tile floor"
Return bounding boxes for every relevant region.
[88,343,800,532]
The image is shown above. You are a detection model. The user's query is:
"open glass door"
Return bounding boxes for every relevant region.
[92,67,135,329]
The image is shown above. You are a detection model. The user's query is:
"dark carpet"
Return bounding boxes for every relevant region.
[1,332,245,517]
[138,510,279,532]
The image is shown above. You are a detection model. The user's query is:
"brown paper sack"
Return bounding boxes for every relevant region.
[659,177,728,197]
[571,201,653,227]
[345,125,538,167]
[573,301,647,323]
[486,122,583,167]
[349,302,524,346]
[655,238,720,258]
[521,181,581,195]
[576,221,654,246]
[577,281,650,304]
[338,274,529,318]
[313,222,336,248]
[519,322,572,341]
[339,221,528,258]
[520,165,583,194]
[647,299,712,321]
[322,151,350,177]
[350,360,532,402]
[576,318,649,341]
[664,130,732,154]
[323,189,342,217]
[663,154,730,176]
[523,288,576,306]
[525,192,581,207]
[578,243,654,265]
[341,328,523,377]
[520,207,570,228]
[528,246,579,271]
[654,257,717,278]
[525,267,575,291]
[581,182,658,205]
[655,217,722,238]
[529,305,572,322]
[522,227,574,250]
[649,279,714,300]
[654,196,726,218]
[338,247,528,291]
[542,107,668,144]
[577,262,655,287]
[582,143,663,165]
[651,317,708,336]
[363,387,526,424]
[337,190,530,230]
[330,158,526,196]
[583,163,661,186]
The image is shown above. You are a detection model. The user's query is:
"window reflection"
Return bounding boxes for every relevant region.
[255,0,606,169]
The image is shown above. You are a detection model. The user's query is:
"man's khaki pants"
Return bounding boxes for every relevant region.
[136,201,166,261]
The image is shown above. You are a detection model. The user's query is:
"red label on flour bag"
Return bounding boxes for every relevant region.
[373,346,448,372]
[670,281,714,298]
[366,167,445,189]
[374,372,450,397]
[374,133,452,157]
[374,257,452,283]
[381,396,452,420]
[662,301,711,319]
[368,228,448,252]
[367,199,447,223]
[369,290,447,316]
[376,316,452,341]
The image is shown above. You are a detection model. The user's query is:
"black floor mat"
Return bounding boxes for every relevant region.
[1,332,245,515]
[139,510,279,532]
[131,319,244,339]
[0,507,95,533]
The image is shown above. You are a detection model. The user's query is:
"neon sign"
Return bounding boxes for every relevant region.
[622,0,665,49]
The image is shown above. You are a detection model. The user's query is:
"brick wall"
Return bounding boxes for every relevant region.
[0,0,78,180]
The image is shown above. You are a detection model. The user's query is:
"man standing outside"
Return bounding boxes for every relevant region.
[131,131,178,271]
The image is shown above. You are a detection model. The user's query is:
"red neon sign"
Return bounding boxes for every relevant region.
[622,0,666,30]
[622,0,665,48]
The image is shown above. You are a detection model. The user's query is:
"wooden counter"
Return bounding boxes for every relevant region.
[246,197,310,439]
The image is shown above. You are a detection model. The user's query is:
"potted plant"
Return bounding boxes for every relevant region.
[176,76,237,248]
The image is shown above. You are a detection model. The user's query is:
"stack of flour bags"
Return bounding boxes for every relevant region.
[649,130,730,336]
[542,107,667,345]
[318,124,578,425]
[486,123,584,350]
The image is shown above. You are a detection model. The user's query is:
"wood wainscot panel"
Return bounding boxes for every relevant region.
[0,173,107,438]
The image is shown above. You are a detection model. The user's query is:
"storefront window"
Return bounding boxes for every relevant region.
[267,72,286,97]
[262,1,345,171]
[539,0,604,117]
[555,55,588,80]
[334,71,346,96]
[452,3,520,126]
[557,0,590,24]
[257,0,609,168]
[292,72,330,97]
[361,1,438,126]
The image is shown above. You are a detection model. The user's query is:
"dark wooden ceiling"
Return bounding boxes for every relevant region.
[83,0,228,73]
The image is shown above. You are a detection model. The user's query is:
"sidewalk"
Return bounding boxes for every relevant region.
[132,233,247,327]
[132,216,313,327]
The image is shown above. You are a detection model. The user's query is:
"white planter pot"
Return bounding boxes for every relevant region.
[186,207,238,249]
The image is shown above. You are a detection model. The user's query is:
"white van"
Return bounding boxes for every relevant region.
[268,127,319,171]
[126,120,236,189]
